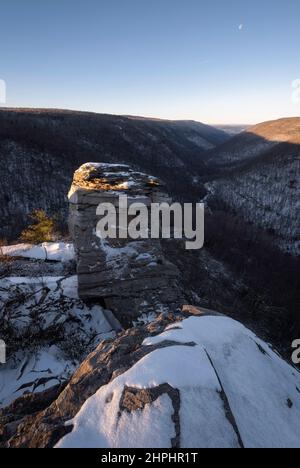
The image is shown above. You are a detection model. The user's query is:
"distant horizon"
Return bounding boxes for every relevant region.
[1,1,300,125]
[1,105,299,128]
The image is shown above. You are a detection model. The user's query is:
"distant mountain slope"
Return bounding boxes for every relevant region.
[0,108,229,239]
[205,118,300,255]
[207,118,300,167]
[126,116,231,149]
[215,124,249,136]
[206,154,300,255]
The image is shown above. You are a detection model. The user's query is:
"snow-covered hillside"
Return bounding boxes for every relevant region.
[206,151,300,255]
[203,118,300,256]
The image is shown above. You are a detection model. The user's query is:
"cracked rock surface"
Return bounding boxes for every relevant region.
[1,308,300,449]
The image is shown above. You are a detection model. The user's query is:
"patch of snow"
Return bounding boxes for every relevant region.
[43,242,74,262]
[98,239,138,261]
[1,242,74,263]
[133,311,158,327]
[136,253,153,262]
[0,347,74,408]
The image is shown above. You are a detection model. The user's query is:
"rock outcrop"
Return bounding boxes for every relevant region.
[69,163,184,324]
[1,308,300,449]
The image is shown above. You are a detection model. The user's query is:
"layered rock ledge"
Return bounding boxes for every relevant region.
[68,163,184,324]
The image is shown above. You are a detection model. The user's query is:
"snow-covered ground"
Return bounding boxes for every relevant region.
[57,316,300,449]
[1,242,75,262]
[0,346,75,409]
[0,243,121,408]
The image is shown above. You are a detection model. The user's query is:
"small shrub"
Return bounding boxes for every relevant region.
[20,210,56,244]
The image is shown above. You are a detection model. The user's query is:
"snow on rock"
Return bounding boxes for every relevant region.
[2,310,300,448]
[1,242,75,262]
[57,344,240,448]
[56,314,300,449]
[0,275,121,408]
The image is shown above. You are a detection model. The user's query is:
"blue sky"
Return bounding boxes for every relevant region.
[0,0,300,124]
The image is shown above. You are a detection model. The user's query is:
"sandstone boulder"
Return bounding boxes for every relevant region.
[68,163,184,324]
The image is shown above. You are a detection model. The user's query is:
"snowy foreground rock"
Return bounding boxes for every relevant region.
[1,309,300,448]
